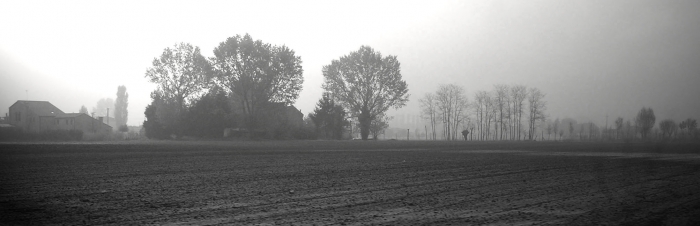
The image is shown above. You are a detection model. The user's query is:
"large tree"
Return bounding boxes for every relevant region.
[309,93,349,140]
[145,42,211,136]
[322,46,409,140]
[211,34,303,132]
[635,107,656,139]
[114,85,128,127]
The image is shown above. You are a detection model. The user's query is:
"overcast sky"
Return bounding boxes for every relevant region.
[1,0,699,127]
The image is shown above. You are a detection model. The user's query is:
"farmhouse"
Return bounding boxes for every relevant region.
[7,100,112,133]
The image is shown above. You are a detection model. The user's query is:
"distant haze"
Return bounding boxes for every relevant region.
[1,0,699,127]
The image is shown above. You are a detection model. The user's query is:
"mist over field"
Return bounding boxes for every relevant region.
[1,0,699,133]
[2,1,700,223]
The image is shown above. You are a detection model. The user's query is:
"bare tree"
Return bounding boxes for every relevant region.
[474,91,487,140]
[419,93,438,140]
[510,85,527,140]
[494,84,509,140]
[659,119,677,139]
[527,87,546,140]
[553,118,560,141]
[436,84,468,140]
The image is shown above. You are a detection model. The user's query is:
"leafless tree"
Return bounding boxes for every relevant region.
[659,119,677,139]
[436,84,468,140]
[527,87,546,140]
[493,84,509,140]
[510,85,527,140]
[553,118,560,141]
[419,93,438,140]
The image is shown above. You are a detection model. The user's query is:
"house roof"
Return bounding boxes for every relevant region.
[10,100,64,117]
[56,113,85,118]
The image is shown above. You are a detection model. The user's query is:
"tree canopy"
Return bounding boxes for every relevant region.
[635,107,656,139]
[145,42,211,137]
[322,46,409,140]
[211,34,304,131]
[145,42,211,110]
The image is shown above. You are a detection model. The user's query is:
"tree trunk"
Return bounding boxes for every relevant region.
[359,110,371,140]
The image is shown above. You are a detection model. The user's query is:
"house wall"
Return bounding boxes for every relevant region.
[39,116,57,131]
[8,104,35,132]
[57,115,111,133]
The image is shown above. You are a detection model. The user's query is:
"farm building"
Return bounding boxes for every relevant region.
[7,100,112,133]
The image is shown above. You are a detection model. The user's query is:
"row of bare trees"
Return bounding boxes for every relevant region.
[419,84,469,140]
[419,84,547,141]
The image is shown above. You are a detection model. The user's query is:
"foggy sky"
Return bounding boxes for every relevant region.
[1,0,699,127]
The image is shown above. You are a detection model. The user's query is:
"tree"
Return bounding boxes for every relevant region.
[322,46,409,140]
[211,34,304,134]
[309,93,349,140]
[92,98,114,117]
[635,107,656,139]
[79,105,88,114]
[659,119,677,139]
[527,87,547,140]
[569,122,575,139]
[615,117,623,140]
[510,85,528,140]
[436,84,468,140]
[419,93,438,140]
[114,85,129,128]
[553,118,560,141]
[687,119,698,139]
[145,42,211,137]
[369,114,392,140]
[183,87,236,138]
[493,84,509,140]
[547,123,552,140]
[143,91,171,139]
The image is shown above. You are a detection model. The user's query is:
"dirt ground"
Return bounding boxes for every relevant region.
[1,141,699,225]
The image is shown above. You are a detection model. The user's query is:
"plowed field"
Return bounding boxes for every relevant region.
[1,141,699,225]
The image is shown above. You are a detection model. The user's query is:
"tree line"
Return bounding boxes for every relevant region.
[143,35,408,140]
[534,107,698,142]
[419,84,547,141]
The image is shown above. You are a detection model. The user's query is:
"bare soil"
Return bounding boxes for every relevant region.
[1,141,699,225]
